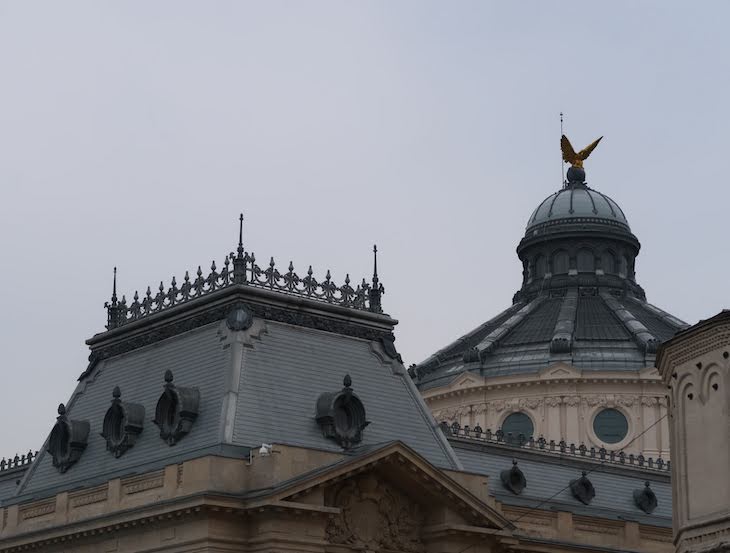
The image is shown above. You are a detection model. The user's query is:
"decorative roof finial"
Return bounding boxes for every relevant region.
[368,245,384,314]
[111,267,118,306]
[105,267,124,330]
[232,213,248,284]
[561,133,602,185]
[237,213,244,259]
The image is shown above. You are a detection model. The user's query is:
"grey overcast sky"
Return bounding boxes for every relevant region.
[1,1,728,454]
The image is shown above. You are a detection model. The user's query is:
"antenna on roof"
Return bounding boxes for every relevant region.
[560,112,566,187]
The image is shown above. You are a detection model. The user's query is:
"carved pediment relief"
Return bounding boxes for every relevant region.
[326,474,424,552]
[275,443,512,545]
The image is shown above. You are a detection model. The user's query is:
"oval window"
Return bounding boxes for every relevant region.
[593,408,628,444]
[501,412,534,439]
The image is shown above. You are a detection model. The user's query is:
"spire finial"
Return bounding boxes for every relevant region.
[237,213,244,259]
[372,244,378,281]
[111,267,118,306]
[105,267,124,330]
[368,244,384,314]
[233,213,248,284]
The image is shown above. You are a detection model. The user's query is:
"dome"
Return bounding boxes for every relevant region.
[526,183,630,233]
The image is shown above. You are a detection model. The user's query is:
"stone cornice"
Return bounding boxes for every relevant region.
[657,314,730,382]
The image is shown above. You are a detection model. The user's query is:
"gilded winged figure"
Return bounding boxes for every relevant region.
[561,134,603,168]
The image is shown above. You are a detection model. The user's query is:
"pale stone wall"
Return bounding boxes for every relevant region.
[0,444,672,553]
[658,315,730,553]
[423,363,670,459]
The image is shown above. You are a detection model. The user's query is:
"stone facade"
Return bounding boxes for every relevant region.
[0,443,672,553]
[424,363,671,459]
[658,312,730,553]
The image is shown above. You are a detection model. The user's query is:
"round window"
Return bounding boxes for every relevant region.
[501,412,534,439]
[593,408,628,444]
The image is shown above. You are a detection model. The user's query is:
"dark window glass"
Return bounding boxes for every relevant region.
[534,256,546,278]
[593,408,628,444]
[552,251,569,274]
[601,251,616,274]
[501,412,534,439]
[577,249,595,273]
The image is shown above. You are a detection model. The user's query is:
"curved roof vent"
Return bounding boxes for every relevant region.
[101,386,145,458]
[153,370,200,446]
[500,460,527,495]
[47,404,90,473]
[634,481,658,514]
[315,375,369,449]
[570,471,596,505]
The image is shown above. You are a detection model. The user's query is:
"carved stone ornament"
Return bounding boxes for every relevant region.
[101,386,145,458]
[315,375,369,449]
[633,481,658,514]
[570,471,596,505]
[225,303,253,331]
[326,474,424,552]
[153,370,200,446]
[379,333,403,363]
[47,404,90,473]
[501,460,527,495]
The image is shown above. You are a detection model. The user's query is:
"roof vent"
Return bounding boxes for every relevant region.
[500,460,527,495]
[153,370,200,446]
[47,404,90,473]
[101,386,145,458]
[315,375,369,449]
[570,471,596,505]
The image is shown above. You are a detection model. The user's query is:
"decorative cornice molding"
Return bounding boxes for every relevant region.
[81,292,394,380]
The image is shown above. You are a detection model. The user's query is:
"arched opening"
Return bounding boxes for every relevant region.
[552,251,569,274]
[601,250,616,274]
[577,249,595,273]
[534,255,547,278]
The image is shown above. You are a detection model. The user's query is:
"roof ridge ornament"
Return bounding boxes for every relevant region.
[104,216,386,329]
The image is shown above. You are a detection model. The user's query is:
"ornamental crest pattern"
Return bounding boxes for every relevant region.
[326,474,424,552]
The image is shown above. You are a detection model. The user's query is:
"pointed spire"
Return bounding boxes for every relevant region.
[105,267,123,330]
[233,213,248,284]
[111,267,118,306]
[237,213,244,259]
[368,244,384,314]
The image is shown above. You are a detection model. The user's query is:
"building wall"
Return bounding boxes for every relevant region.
[0,446,672,553]
[423,363,670,460]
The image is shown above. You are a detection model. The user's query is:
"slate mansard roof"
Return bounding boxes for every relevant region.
[4,236,460,504]
[451,437,672,527]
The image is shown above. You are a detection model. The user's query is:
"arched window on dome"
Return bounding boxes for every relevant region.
[601,250,616,274]
[620,255,629,278]
[552,251,569,275]
[534,255,547,278]
[501,412,534,440]
[577,249,595,273]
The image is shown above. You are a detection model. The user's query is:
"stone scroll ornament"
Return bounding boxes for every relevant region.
[47,404,90,473]
[101,386,145,458]
[316,375,369,449]
[153,370,200,445]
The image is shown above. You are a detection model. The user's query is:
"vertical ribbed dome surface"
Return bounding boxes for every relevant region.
[527,185,629,231]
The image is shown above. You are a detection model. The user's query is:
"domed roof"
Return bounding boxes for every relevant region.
[527,183,630,232]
